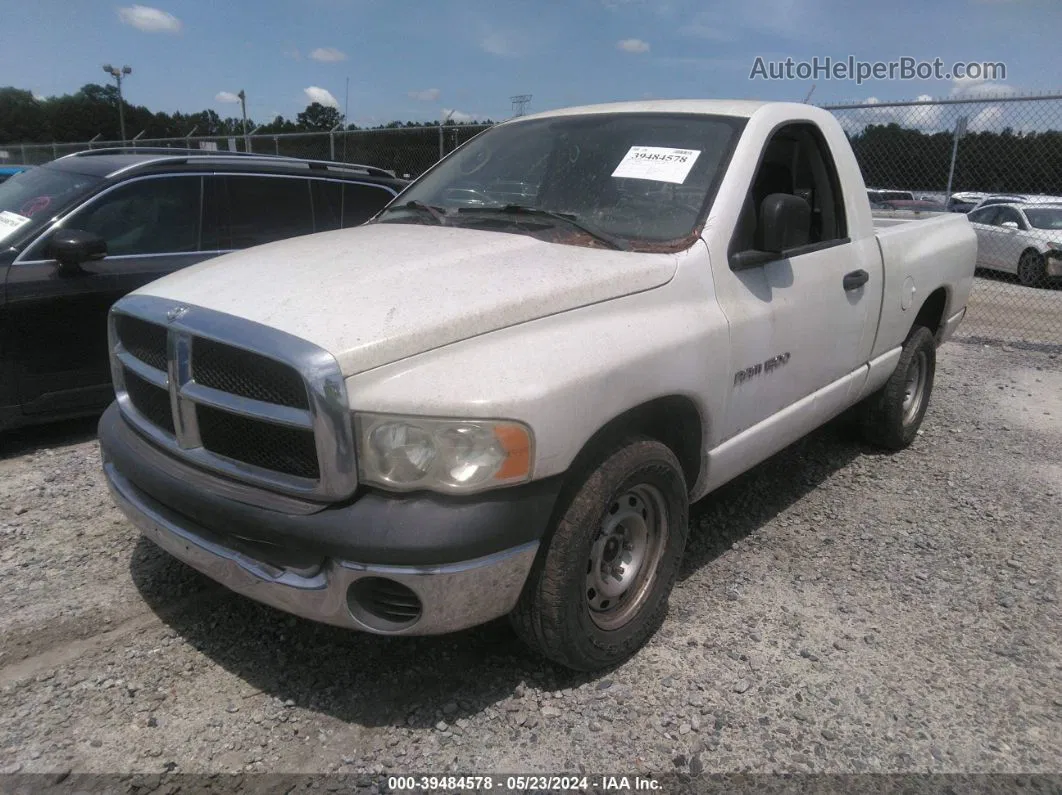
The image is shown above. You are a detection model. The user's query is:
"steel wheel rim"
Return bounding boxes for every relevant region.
[902,349,928,425]
[585,483,669,631]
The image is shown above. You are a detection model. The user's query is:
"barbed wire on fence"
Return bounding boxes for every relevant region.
[2,94,1059,345]
[0,124,496,178]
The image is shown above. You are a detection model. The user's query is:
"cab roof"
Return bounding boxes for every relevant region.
[515,99,774,122]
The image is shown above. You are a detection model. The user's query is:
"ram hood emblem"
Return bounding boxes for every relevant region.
[166,305,189,323]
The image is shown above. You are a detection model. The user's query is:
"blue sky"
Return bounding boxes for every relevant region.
[0,0,1056,126]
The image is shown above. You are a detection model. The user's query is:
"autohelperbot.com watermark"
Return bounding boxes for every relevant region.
[749,55,1006,84]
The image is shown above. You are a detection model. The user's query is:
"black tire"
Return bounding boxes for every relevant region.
[510,437,689,671]
[1017,251,1046,288]
[858,325,937,451]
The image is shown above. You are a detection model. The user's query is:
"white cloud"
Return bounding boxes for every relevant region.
[617,38,650,53]
[117,5,182,33]
[442,108,475,123]
[32,92,46,102]
[215,91,240,103]
[303,86,339,108]
[480,31,518,57]
[309,47,347,63]
[950,76,1018,99]
[408,88,441,101]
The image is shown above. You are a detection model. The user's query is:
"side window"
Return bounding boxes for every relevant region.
[342,183,396,227]
[969,207,1000,226]
[64,176,202,257]
[311,180,344,233]
[996,207,1024,229]
[731,123,847,263]
[222,175,314,248]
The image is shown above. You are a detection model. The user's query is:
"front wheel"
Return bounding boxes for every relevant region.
[510,437,689,671]
[857,325,937,451]
[1017,251,1047,288]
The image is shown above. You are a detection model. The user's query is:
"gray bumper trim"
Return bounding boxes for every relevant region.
[105,462,538,635]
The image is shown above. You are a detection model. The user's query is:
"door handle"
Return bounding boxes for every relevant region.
[843,269,870,291]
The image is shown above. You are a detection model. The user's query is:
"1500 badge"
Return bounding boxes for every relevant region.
[734,352,791,386]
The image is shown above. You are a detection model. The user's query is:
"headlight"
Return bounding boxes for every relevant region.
[354,413,533,493]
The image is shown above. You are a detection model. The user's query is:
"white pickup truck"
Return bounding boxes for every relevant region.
[99,100,977,671]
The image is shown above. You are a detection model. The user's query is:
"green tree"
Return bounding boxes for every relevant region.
[0,87,48,142]
[296,102,343,131]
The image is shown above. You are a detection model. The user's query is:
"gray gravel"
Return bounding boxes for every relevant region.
[0,339,1060,777]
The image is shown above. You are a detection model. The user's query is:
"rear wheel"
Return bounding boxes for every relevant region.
[1017,250,1046,288]
[858,325,937,451]
[510,437,688,671]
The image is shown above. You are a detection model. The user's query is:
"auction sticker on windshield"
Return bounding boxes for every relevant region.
[611,146,701,184]
[0,210,31,243]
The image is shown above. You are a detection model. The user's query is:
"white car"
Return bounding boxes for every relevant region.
[967,202,1062,287]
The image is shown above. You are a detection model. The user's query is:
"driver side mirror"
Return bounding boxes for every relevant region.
[1000,220,1019,230]
[49,229,107,275]
[731,193,812,270]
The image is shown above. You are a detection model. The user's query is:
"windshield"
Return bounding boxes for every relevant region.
[376,112,744,250]
[1024,208,1062,230]
[0,165,100,246]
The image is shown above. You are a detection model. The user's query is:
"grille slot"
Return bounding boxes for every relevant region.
[123,368,175,434]
[192,338,309,410]
[115,315,168,372]
[197,404,319,479]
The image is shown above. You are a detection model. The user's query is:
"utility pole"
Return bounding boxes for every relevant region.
[237,90,249,151]
[343,76,350,160]
[102,64,133,144]
[510,94,532,117]
[945,115,968,206]
[439,109,455,160]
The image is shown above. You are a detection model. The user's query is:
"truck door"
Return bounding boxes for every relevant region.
[711,122,884,441]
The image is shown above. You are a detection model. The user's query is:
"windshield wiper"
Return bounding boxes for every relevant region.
[456,204,629,251]
[380,200,448,224]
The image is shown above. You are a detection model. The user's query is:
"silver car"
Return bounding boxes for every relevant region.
[966,202,1062,287]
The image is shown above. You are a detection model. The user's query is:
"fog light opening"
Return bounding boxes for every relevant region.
[347,577,423,632]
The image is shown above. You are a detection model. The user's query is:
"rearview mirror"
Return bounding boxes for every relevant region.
[758,193,811,253]
[50,229,107,275]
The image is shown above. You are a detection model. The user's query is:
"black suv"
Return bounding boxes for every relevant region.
[0,149,407,433]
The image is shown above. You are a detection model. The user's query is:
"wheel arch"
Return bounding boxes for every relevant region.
[911,286,949,342]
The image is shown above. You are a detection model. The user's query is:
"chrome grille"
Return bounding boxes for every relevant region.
[191,337,309,410]
[114,314,168,372]
[108,295,357,503]
[122,367,175,434]
[197,404,320,479]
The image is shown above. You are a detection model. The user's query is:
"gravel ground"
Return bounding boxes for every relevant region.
[0,339,1060,780]
[964,273,1062,346]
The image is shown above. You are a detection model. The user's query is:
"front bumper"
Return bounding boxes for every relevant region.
[99,403,559,635]
[1046,251,1062,278]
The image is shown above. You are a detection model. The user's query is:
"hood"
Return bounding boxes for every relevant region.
[135,223,678,375]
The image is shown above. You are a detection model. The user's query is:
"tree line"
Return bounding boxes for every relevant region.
[0,84,496,144]
[849,122,1062,195]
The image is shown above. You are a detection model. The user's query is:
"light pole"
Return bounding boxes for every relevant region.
[102,64,132,144]
[237,90,249,151]
[439,109,455,161]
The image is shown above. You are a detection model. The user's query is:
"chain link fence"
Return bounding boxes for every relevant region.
[824,94,1062,347]
[2,97,1060,346]
[0,124,494,179]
